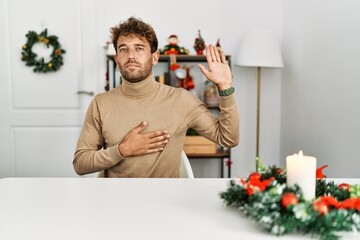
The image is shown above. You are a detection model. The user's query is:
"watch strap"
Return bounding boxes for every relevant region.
[218,87,235,96]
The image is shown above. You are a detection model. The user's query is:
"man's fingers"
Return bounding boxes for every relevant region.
[198,64,209,78]
[146,130,169,139]
[132,121,148,133]
[211,45,221,62]
[149,134,169,143]
[120,122,171,157]
[148,139,168,150]
[220,48,226,63]
[146,147,165,154]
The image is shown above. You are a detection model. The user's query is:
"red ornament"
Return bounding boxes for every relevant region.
[313,199,330,215]
[246,173,274,195]
[338,183,350,191]
[340,198,359,210]
[276,168,284,175]
[179,67,195,90]
[194,30,205,55]
[226,159,232,167]
[281,192,299,208]
[316,165,328,179]
[319,196,340,209]
[248,172,262,182]
[355,199,360,211]
[170,63,180,71]
[196,49,203,55]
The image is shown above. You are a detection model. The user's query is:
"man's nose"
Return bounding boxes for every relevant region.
[127,49,136,60]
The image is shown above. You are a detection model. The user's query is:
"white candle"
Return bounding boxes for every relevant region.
[286,151,317,200]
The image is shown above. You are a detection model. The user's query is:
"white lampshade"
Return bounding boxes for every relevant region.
[235,29,284,68]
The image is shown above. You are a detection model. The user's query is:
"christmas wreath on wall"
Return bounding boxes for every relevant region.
[21,29,66,73]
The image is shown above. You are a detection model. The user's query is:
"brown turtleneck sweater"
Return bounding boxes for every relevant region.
[73,74,239,177]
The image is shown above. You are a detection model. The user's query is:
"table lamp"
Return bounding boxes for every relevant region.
[235,29,284,171]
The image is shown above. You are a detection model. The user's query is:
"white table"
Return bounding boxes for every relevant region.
[0,178,359,240]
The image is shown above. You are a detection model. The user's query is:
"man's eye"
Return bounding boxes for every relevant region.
[119,48,126,52]
[136,47,144,51]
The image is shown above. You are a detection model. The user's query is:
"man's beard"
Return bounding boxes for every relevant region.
[119,59,152,83]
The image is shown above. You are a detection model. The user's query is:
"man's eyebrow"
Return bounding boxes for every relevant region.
[118,44,127,49]
[118,43,146,49]
[134,43,146,47]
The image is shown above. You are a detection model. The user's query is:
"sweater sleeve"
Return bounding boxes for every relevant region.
[73,97,124,175]
[187,93,240,148]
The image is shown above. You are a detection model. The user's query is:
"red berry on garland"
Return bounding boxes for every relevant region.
[55,49,62,55]
[276,168,284,175]
[246,173,274,195]
[355,199,360,211]
[248,172,262,182]
[340,198,359,209]
[338,183,350,191]
[313,199,329,215]
[281,192,299,208]
[319,196,340,209]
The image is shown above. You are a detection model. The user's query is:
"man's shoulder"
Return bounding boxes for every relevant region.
[94,87,120,100]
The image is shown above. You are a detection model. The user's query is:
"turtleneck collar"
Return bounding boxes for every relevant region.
[120,73,157,97]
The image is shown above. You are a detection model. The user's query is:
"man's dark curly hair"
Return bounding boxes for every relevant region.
[110,17,158,54]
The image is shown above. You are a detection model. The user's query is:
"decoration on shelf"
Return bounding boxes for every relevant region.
[169,54,180,71]
[21,29,66,73]
[220,161,360,240]
[216,38,221,49]
[204,80,219,107]
[176,66,194,91]
[105,41,116,56]
[160,34,189,55]
[194,30,206,55]
[104,70,110,91]
[225,159,232,167]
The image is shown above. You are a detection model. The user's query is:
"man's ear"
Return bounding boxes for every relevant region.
[113,55,118,65]
[152,50,160,65]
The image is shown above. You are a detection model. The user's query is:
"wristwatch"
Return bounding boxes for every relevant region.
[218,87,235,96]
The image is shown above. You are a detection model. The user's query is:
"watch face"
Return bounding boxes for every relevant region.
[175,68,186,79]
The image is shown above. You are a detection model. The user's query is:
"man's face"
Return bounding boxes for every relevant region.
[114,35,159,83]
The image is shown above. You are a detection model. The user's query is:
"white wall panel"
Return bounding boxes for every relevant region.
[1,0,97,178]
[8,0,82,109]
[13,127,81,177]
[281,0,360,177]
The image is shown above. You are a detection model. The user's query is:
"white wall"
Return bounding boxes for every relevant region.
[0,0,98,177]
[222,0,283,177]
[281,0,360,177]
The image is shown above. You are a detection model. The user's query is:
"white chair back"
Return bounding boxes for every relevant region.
[96,170,104,178]
[179,150,194,178]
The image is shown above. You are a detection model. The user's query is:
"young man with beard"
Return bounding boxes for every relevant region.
[73,17,239,177]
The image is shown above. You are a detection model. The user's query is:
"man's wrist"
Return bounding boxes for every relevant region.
[218,86,235,96]
[118,142,129,158]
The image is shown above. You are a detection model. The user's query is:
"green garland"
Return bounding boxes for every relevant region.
[21,29,66,73]
[220,163,360,240]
